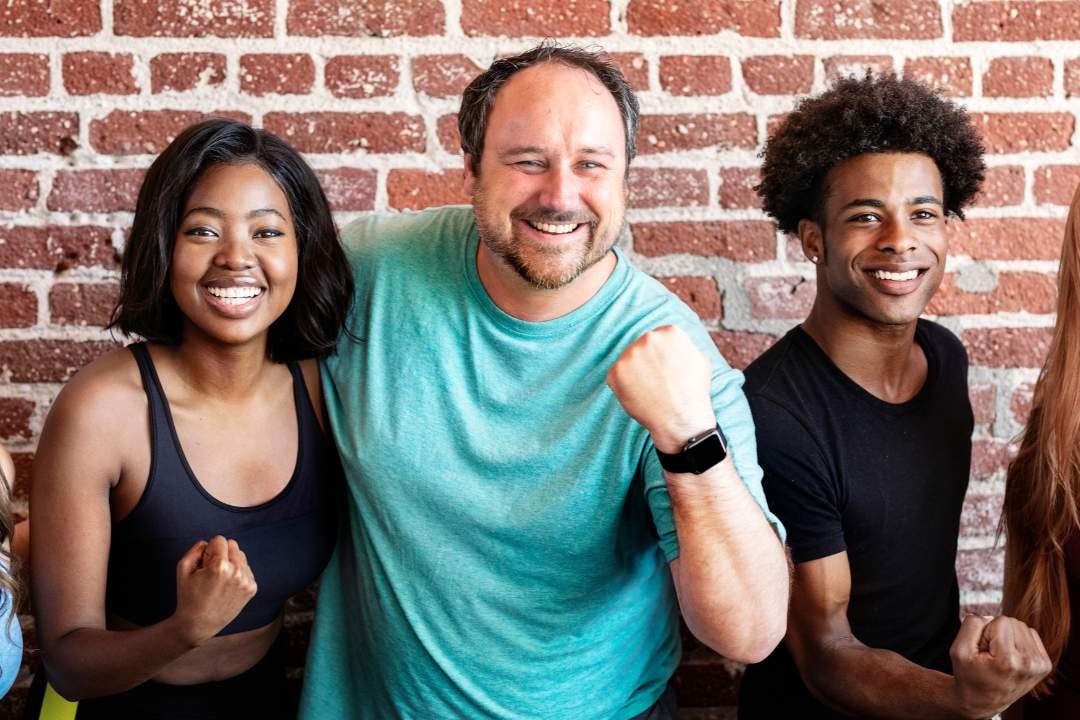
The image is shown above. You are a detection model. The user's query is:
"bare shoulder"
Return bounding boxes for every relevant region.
[297,358,326,429]
[43,345,144,439]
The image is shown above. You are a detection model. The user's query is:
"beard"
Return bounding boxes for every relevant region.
[471,186,625,291]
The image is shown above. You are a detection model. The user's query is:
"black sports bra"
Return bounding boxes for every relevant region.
[105,343,339,635]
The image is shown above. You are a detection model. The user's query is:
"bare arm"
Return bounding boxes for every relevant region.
[788,552,1050,719]
[31,367,256,700]
[607,325,788,663]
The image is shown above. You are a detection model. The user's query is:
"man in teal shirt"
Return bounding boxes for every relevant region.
[301,43,789,719]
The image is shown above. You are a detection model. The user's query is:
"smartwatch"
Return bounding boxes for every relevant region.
[655,424,728,475]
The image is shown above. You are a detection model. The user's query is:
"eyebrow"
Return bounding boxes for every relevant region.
[841,195,943,211]
[498,145,617,158]
[182,207,287,221]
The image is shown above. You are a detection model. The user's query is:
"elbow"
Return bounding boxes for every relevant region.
[689,611,787,665]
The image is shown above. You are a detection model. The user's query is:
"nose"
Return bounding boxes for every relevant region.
[877,216,918,255]
[214,232,256,270]
[537,164,581,213]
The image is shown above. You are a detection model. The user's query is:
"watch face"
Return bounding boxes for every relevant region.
[686,431,727,474]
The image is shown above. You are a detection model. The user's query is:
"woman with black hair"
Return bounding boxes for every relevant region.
[27,118,353,719]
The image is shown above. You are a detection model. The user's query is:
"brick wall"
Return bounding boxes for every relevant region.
[1,0,1078,716]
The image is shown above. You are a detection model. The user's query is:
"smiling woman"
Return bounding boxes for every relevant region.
[26,120,354,720]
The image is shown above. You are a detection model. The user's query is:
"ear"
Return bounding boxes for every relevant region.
[797,218,824,265]
[463,154,478,195]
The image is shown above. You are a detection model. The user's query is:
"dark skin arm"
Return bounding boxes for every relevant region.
[788,551,1050,719]
[30,361,257,701]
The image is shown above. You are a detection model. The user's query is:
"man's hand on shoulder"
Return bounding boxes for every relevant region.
[950,614,1051,719]
[605,325,716,454]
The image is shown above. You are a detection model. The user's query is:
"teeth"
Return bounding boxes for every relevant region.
[871,269,919,282]
[206,286,262,302]
[529,221,578,235]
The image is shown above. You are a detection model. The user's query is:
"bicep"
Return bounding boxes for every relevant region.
[786,552,857,668]
[30,390,120,648]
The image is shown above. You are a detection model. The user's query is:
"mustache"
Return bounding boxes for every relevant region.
[511,207,598,225]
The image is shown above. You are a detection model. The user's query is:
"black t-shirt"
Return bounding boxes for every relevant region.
[737,319,973,719]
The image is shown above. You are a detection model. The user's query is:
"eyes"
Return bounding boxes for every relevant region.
[509,159,608,173]
[182,226,287,242]
[846,209,941,225]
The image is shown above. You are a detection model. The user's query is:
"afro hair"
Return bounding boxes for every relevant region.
[756,73,986,236]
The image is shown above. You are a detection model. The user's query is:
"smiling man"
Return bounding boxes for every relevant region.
[299,44,788,719]
[737,75,1051,719]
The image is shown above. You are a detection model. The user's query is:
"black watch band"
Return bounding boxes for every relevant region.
[655,424,728,475]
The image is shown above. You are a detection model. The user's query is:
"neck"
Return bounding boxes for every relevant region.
[475,243,617,322]
[802,294,926,404]
[163,327,275,401]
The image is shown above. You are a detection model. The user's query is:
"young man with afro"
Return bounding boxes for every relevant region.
[737,74,1052,719]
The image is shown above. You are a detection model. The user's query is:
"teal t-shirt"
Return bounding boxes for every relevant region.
[301,206,782,720]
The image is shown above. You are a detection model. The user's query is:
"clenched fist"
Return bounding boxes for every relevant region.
[172,535,258,646]
[950,614,1052,719]
[606,325,717,454]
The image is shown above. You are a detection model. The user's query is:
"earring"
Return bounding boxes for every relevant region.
[810,255,819,264]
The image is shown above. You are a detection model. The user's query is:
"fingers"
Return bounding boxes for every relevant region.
[953,614,992,658]
[984,616,1017,658]
[176,540,208,576]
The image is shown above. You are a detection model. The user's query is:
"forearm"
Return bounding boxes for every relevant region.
[805,641,969,720]
[668,457,788,663]
[42,616,198,700]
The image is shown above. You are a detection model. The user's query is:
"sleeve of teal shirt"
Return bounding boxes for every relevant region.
[642,331,786,562]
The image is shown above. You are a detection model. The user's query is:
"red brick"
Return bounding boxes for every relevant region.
[115,0,273,37]
[0,112,78,155]
[1011,382,1034,426]
[658,277,722,321]
[957,546,1004,592]
[461,0,609,37]
[633,221,776,260]
[0,225,117,271]
[904,56,972,97]
[9,451,32,499]
[0,0,100,36]
[151,53,226,93]
[741,55,813,95]
[317,168,377,212]
[1067,59,1080,98]
[412,55,481,98]
[982,56,1053,98]
[263,113,424,155]
[628,0,780,37]
[969,383,996,425]
[710,330,777,371]
[437,114,461,154]
[927,272,1057,316]
[745,276,816,319]
[953,2,1080,42]
[49,283,119,326]
[1034,165,1080,206]
[325,56,399,99]
[672,660,739,707]
[0,284,36,328]
[47,169,144,213]
[0,54,48,96]
[973,165,1024,208]
[659,56,731,96]
[964,327,1052,369]
[824,55,894,83]
[90,110,250,155]
[387,169,468,211]
[960,488,1002,537]
[62,52,137,95]
[718,167,762,209]
[949,218,1065,261]
[628,168,707,208]
[637,114,756,154]
[0,170,39,211]
[0,398,34,440]
[240,54,314,96]
[971,438,1012,480]
[0,340,116,383]
[796,0,942,39]
[611,53,648,93]
[287,0,442,36]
